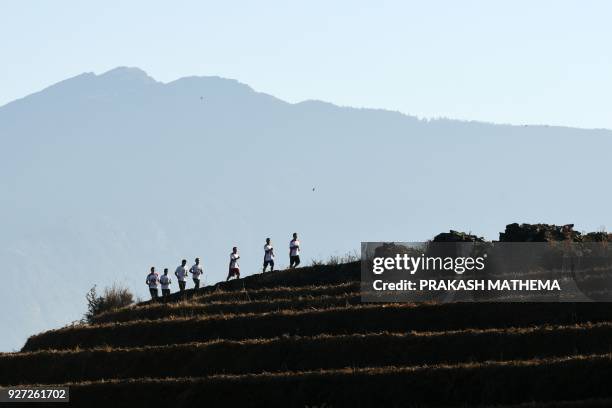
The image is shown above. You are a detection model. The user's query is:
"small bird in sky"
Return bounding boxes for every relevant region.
[312,187,315,192]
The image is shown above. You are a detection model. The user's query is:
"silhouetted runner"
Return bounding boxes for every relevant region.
[175,259,188,292]
[146,267,159,299]
[290,232,301,268]
[160,268,172,297]
[263,238,275,273]
[190,257,203,289]
[227,247,241,281]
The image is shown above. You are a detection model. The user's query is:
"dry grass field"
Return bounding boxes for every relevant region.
[3,261,612,407]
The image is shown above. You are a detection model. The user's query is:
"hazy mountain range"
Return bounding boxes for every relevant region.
[1,67,611,351]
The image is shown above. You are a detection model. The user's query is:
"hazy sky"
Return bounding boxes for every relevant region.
[1,0,611,129]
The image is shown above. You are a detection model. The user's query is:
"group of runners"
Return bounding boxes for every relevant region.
[145,233,302,299]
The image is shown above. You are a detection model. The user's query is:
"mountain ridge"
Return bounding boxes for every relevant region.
[3,67,611,132]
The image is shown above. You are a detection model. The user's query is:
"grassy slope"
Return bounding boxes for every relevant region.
[151,281,360,305]
[3,323,612,385]
[6,260,612,407]
[22,302,612,351]
[10,354,612,408]
[92,292,361,323]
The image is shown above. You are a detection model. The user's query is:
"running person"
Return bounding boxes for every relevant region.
[263,238,275,273]
[175,259,188,292]
[289,232,301,268]
[160,268,172,297]
[146,266,159,300]
[227,247,241,281]
[190,257,203,289]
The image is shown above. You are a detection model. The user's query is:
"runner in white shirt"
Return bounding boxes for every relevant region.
[289,232,301,268]
[190,257,204,289]
[174,259,188,292]
[145,266,159,300]
[160,268,172,297]
[263,238,275,273]
[227,247,241,281]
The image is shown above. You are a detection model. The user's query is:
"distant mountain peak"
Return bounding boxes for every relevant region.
[166,75,254,94]
[98,67,157,84]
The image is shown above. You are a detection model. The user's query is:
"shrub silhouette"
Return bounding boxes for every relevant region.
[84,284,134,323]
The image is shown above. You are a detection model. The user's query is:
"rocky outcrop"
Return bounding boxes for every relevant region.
[433,230,485,243]
[373,242,419,258]
[499,223,581,242]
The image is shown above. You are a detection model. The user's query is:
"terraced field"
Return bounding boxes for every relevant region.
[3,261,612,407]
